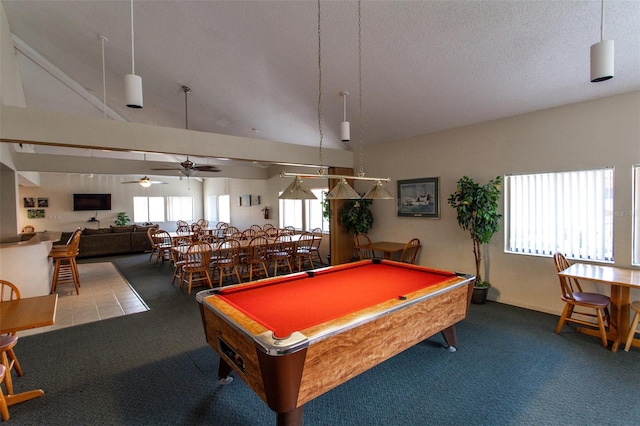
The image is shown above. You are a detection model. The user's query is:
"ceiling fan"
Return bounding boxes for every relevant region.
[121,176,167,187]
[151,86,221,177]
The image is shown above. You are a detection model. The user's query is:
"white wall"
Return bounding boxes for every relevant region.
[18,173,203,232]
[362,91,640,315]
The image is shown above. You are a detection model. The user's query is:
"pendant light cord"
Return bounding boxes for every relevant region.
[317,0,324,171]
[130,0,136,75]
[100,35,107,119]
[358,0,364,178]
[599,0,605,42]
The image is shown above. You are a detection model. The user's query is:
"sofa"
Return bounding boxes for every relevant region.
[58,224,158,258]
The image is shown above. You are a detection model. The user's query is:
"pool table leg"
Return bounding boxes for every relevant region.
[440,325,457,352]
[277,406,304,426]
[217,358,234,384]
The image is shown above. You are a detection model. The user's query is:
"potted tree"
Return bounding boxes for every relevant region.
[114,212,131,226]
[447,176,502,304]
[339,198,373,236]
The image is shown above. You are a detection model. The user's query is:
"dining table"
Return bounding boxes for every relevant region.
[355,241,406,260]
[0,293,58,405]
[558,263,640,352]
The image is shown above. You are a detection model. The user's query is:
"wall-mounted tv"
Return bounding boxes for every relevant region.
[73,194,112,211]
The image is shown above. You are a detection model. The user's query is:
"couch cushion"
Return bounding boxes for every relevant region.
[111,225,135,233]
[83,227,112,235]
[133,224,159,233]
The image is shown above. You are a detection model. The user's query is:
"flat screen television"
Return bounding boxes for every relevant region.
[73,193,112,211]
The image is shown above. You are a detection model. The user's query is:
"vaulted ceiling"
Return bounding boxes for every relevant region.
[3,0,639,174]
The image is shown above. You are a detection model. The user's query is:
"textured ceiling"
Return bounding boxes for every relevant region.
[3,0,640,156]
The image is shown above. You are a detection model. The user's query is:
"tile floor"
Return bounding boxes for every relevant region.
[19,262,149,337]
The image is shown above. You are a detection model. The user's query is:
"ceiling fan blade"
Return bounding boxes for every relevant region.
[150,167,181,171]
[193,165,220,172]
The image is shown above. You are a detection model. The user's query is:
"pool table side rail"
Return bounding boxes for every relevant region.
[295,282,471,407]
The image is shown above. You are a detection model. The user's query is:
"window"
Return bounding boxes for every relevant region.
[279,189,328,232]
[505,168,614,262]
[133,196,164,223]
[167,196,194,222]
[633,165,640,265]
[219,195,231,224]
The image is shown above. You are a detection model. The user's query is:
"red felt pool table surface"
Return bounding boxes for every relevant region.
[216,261,458,338]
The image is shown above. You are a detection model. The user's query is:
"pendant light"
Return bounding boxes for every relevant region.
[340,91,350,142]
[590,0,614,82]
[279,0,390,201]
[125,0,143,107]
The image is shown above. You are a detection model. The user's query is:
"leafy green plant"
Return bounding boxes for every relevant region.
[447,176,502,287]
[114,212,131,226]
[339,198,373,235]
[321,191,331,221]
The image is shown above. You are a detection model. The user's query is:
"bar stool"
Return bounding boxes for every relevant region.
[50,228,82,294]
[624,301,640,352]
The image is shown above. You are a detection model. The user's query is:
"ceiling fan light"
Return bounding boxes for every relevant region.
[181,168,196,177]
[326,178,361,200]
[279,176,317,200]
[139,177,152,187]
[590,40,614,82]
[363,180,394,199]
[125,74,143,108]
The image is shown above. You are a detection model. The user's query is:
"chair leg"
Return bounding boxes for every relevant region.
[0,351,14,395]
[596,308,608,348]
[0,365,8,421]
[50,259,61,293]
[555,304,572,334]
[624,310,640,352]
[6,349,22,377]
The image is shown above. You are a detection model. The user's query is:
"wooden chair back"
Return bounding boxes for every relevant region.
[553,252,582,302]
[0,280,21,303]
[354,233,373,259]
[400,238,421,264]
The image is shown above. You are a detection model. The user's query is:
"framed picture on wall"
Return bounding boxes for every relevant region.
[251,195,261,206]
[37,197,49,207]
[397,177,440,218]
[240,194,251,207]
[27,209,45,219]
[23,197,35,208]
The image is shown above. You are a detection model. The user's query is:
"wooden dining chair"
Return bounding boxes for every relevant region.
[309,228,324,266]
[151,230,172,264]
[553,252,610,347]
[270,234,294,276]
[400,238,421,264]
[20,225,35,233]
[354,233,374,260]
[170,236,192,286]
[243,236,270,282]
[293,233,315,271]
[211,239,242,287]
[181,240,213,295]
[624,301,640,351]
[0,280,23,379]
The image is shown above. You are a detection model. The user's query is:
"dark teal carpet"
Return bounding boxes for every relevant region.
[8,253,640,425]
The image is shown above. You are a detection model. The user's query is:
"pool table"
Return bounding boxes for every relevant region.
[197,259,475,425]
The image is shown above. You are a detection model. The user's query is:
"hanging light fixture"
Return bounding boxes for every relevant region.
[590,0,614,82]
[99,35,108,119]
[125,0,143,107]
[340,91,350,142]
[279,0,390,201]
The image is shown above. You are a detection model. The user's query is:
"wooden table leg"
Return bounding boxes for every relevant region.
[609,285,630,353]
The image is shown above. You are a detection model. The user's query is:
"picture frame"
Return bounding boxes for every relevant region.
[27,209,45,219]
[240,194,251,207]
[251,195,261,206]
[23,197,35,208]
[37,197,49,208]
[397,177,440,218]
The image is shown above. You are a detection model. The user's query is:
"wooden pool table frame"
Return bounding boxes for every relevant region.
[197,259,475,426]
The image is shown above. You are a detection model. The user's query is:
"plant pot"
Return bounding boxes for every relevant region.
[471,286,489,304]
